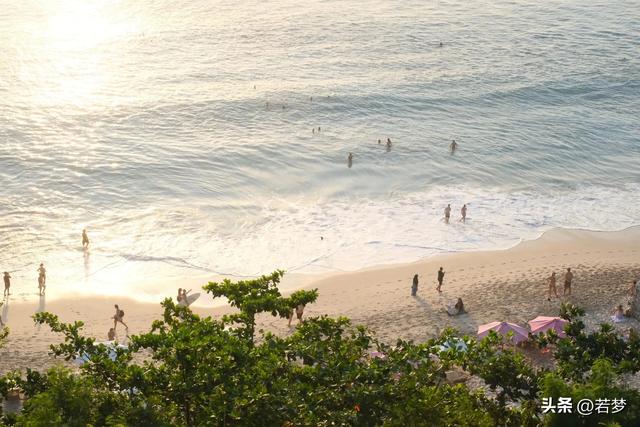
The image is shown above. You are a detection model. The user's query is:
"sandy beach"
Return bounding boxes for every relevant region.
[2,226,639,376]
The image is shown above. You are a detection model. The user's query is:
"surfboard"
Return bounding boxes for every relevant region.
[178,292,200,307]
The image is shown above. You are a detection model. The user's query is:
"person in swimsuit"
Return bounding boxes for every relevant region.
[444,204,451,224]
[547,272,558,300]
[563,268,573,295]
[3,272,10,297]
[446,298,464,316]
[295,304,305,323]
[82,229,90,249]
[108,328,116,341]
[449,140,458,153]
[460,204,467,223]
[177,288,183,303]
[411,274,419,296]
[37,263,46,295]
[437,267,445,292]
[348,152,353,168]
[113,304,128,331]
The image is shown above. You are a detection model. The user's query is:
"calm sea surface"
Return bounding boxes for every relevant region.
[1,0,639,303]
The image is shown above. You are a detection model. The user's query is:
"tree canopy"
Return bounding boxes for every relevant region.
[1,273,639,426]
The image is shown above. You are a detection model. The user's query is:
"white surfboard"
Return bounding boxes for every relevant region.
[178,292,200,307]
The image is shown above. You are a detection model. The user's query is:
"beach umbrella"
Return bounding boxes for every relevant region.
[477,321,528,344]
[528,316,568,338]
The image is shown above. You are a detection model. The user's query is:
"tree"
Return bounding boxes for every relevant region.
[2,276,640,426]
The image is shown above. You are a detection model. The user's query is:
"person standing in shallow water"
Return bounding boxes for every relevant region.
[3,272,10,297]
[444,204,451,224]
[37,263,46,295]
[82,229,90,249]
[437,267,445,292]
[460,204,467,223]
[347,152,353,168]
[411,274,419,296]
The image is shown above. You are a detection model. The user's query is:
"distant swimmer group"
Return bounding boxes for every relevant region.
[347,139,459,168]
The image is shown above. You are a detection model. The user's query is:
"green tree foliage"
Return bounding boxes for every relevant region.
[1,274,639,426]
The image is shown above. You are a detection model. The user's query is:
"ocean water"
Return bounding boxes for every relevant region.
[1,0,639,303]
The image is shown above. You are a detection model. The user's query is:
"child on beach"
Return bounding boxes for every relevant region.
[112,304,128,331]
[108,328,116,341]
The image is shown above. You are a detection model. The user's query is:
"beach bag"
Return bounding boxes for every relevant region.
[119,309,125,318]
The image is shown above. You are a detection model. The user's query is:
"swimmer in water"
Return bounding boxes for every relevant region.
[378,139,381,144]
[460,204,467,223]
[386,138,392,147]
[348,152,353,168]
[449,140,458,153]
[439,41,443,47]
[444,204,451,224]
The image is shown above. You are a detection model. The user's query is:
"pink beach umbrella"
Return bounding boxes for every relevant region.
[528,316,568,338]
[477,321,529,344]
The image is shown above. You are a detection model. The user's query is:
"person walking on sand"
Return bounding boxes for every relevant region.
[444,204,451,224]
[177,288,183,303]
[460,204,467,223]
[411,274,419,296]
[3,272,10,297]
[547,272,558,300]
[563,268,574,296]
[82,229,90,249]
[437,267,445,292]
[112,304,128,331]
[37,263,46,295]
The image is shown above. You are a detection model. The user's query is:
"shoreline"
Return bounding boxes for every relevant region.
[1,226,639,375]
